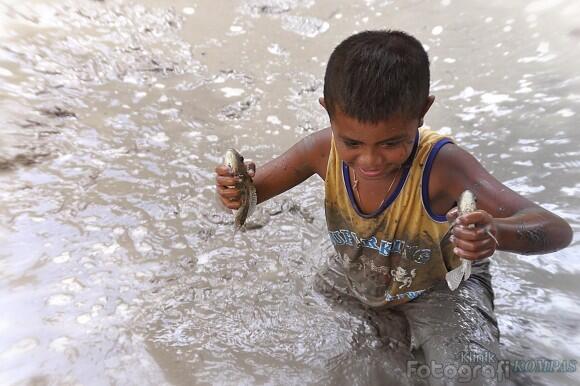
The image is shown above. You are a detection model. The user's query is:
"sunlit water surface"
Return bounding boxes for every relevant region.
[0,0,579,385]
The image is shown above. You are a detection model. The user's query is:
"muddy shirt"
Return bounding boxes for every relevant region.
[324,128,460,307]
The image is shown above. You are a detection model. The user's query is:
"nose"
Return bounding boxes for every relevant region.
[359,148,383,170]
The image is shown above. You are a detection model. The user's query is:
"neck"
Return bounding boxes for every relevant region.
[351,167,400,212]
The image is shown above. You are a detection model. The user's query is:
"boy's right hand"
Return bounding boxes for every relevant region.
[214,162,256,210]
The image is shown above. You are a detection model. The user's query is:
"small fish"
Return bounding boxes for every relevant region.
[224,148,257,232]
[443,190,498,291]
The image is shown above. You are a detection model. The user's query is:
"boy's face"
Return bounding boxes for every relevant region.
[329,107,420,181]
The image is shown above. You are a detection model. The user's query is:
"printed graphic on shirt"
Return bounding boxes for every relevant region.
[391,266,417,289]
[329,229,433,264]
[385,289,425,302]
[338,251,426,303]
[339,251,418,284]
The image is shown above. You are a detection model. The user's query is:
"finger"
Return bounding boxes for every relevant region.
[452,225,491,242]
[216,175,240,187]
[246,161,256,177]
[456,210,492,227]
[219,195,241,210]
[453,246,496,261]
[450,235,497,253]
[215,165,234,176]
[446,207,459,223]
[216,185,241,199]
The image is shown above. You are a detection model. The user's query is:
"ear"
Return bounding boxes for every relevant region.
[420,95,435,118]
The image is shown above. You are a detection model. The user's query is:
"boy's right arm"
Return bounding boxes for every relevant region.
[215,127,331,209]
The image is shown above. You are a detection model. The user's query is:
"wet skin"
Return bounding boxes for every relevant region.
[215,96,573,258]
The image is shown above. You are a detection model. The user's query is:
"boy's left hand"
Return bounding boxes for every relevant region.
[446,208,499,260]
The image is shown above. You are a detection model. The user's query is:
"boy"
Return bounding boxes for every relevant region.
[215,30,572,384]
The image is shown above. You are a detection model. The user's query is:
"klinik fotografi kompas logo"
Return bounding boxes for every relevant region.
[407,347,577,383]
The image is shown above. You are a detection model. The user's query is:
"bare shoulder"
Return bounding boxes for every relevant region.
[300,127,331,179]
[428,142,539,217]
[252,127,331,204]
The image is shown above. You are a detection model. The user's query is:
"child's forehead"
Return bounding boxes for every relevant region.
[333,108,417,131]
[331,120,416,144]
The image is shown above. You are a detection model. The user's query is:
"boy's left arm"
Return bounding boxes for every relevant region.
[431,143,573,260]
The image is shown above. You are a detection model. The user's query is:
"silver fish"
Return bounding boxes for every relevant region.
[224,148,257,232]
[444,190,478,291]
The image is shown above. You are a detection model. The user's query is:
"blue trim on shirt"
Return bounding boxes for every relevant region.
[421,138,454,222]
[342,130,420,219]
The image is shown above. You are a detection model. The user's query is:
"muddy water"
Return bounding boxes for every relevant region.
[0,0,578,385]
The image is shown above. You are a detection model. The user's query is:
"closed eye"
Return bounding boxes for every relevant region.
[343,140,360,148]
[380,140,403,148]
[383,137,414,147]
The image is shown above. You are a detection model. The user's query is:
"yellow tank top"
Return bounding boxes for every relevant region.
[324,128,460,307]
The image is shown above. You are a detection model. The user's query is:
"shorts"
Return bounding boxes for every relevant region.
[314,258,508,385]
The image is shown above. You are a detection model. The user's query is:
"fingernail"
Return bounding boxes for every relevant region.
[453,247,460,254]
[450,236,455,243]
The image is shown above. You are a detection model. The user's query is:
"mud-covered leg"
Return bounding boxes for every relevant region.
[313,265,422,386]
[400,260,510,385]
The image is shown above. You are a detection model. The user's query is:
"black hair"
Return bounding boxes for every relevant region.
[323,30,430,123]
